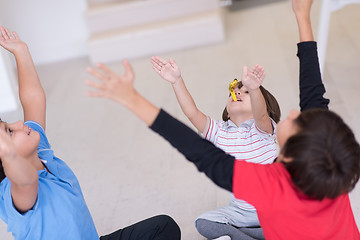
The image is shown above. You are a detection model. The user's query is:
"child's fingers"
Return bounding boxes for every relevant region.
[95,63,115,78]
[154,56,168,65]
[12,31,19,40]
[5,28,13,39]
[252,64,262,74]
[151,59,163,70]
[255,69,265,79]
[85,79,106,91]
[151,58,163,68]
[151,56,161,65]
[86,66,109,82]
[152,65,162,74]
[169,57,177,67]
[122,59,134,80]
[259,72,266,81]
[252,64,258,70]
[248,72,257,80]
[0,27,8,39]
[86,90,106,98]
[252,65,265,79]
[150,56,159,65]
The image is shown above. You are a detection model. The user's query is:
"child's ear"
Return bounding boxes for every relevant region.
[277,153,292,163]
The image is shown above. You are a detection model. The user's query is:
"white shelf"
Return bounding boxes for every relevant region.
[86,0,220,34]
[85,0,225,63]
[88,10,225,63]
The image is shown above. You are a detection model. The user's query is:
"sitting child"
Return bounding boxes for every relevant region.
[150,55,280,240]
[0,26,180,240]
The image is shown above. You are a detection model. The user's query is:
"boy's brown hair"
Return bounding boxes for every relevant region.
[222,81,281,123]
[282,109,360,200]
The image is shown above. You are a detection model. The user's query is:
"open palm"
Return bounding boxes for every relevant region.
[86,60,136,105]
[242,64,266,90]
[0,26,26,54]
[151,56,181,84]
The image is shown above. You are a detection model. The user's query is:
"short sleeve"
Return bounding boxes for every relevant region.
[253,117,277,140]
[24,121,51,151]
[232,161,288,208]
[0,178,37,236]
[202,117,221,143]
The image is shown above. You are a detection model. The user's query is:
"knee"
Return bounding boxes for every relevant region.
[155,215,181,239]
[155,214,177,226]
[195,218,208,234]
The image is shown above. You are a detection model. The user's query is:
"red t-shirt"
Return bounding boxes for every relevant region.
[233,161,360,239]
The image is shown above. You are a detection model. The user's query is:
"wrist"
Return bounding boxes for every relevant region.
[295,14,311,25]
[123,91,160,126]
[247,86,261,93]
[122,90,140,109]
[13,43,29,56]
[172,76,183,87]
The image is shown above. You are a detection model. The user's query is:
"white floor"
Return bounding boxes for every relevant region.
[1,1,360,239]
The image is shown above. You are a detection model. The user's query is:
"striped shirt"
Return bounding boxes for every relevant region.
[202,116,278,210]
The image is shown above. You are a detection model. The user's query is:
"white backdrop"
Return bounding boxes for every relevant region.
[0,0,89,65]
[0,51,17,114]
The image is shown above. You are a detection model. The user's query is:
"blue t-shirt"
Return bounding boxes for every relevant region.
[0,121,99,240]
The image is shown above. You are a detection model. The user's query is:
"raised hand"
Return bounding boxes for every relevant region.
[292,0,313,18]
[0,26,27,54]
[86,60,137,106]
[241,64,266,91]
[151,56,181,84]
[292,0,314,42]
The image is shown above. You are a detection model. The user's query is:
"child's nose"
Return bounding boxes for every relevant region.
[12,121,24,129]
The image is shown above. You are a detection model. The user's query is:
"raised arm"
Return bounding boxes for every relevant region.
[151,56,207,132]
[292,0,329,111]
[86,61,234,191]
[0,27,46,129]
[242,65,273,134]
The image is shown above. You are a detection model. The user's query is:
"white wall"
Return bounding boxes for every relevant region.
[0,0,89,65]
[0,51,17,114]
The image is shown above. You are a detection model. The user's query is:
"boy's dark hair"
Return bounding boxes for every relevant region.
[222,81,281,123]
[0,118,5,182]
[282,109,360,200]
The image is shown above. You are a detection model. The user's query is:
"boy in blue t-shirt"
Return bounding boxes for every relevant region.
[0,27,180,240]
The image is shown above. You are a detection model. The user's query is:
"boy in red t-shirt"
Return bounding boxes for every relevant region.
[86,0,360,239]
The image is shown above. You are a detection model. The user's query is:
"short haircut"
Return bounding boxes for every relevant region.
[282,109,360,200]
[222,81,281,123]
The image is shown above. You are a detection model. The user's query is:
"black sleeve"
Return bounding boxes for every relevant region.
[150,109,235,192]
[297,41,330,111]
